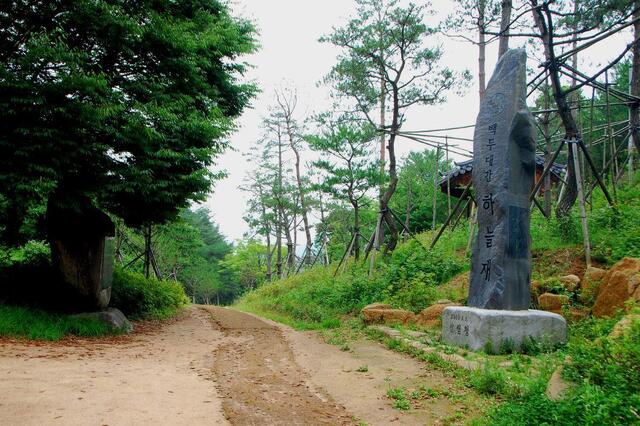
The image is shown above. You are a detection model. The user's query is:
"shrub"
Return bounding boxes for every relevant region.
[110,268,189,320]
[470,364,509,396]
[0,240,50,269]
[0,304,110,340]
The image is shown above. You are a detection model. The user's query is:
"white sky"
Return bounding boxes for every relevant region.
[203,0,632,244]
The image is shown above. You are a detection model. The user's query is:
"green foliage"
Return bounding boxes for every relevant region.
[306,117,379,259]
[236,230,465,325]
[0,304,110,340]
[470,364,509,396]
[0,240,50,269]
[391,150,455,233]
[110,268,188,320]
[321,0,467,119]
[218,239,269,297]
[116,207,235,305]
[386,387,411,410]
[0,0,257,245]
[480,317,640,426]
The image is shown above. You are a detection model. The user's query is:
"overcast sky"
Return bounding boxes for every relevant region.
[203,0,631,244]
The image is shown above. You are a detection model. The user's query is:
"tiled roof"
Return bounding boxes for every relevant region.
[438,155,565,187]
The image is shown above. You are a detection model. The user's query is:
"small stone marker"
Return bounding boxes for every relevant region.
[442,49,567,353]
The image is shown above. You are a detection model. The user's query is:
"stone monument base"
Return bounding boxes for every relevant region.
[442,306,567,353]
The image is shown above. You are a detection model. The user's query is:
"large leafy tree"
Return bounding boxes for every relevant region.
[0,0,257,245]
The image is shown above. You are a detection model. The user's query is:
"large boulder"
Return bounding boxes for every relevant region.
[579,266,607,305]
[559,274,580,292]
[537,292,586,322]
[414,301,459,326]
[70,308,133,333]
[538,293,569,311]
[361,305,414,325]
[592,258,640,318]
[608,314,640,339]
[545,362,576,401]
[361,302,392,311]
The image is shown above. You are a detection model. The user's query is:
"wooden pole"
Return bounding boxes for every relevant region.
[465,201,477,255]
[432,145,440,230]
[572,141,591,267]
[543,75,552,217]
[630,76,635,184]
[430,185,471,249]
[446,137,451,217]
[335,232,357,277]
[368,212,383,277]
[588,86,596,209]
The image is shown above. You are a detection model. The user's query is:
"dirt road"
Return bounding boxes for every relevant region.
[0,306,477,425]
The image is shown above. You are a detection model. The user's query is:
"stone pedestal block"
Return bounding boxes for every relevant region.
[442,306,567,353]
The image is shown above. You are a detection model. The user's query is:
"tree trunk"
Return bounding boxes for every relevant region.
[352,201,360,259]
[531,2,579,218]
[3,190,26,246]
[282,210,295,274]
[377,69,386,250]
[404,183,412,242]
[143,224,152,279]
[381,86,400,252]
[265,231,272,282]
[318,191,329,265]
[289,141,312,264]
[572,142,591,267]
[432,146,440,230]
[276,125,284,279]
[498,0,512,57]
[631,3,640,158]
[543,81,552,217]
[478,0,487,103]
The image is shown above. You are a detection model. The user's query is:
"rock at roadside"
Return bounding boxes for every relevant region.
[71,308,133,333]
[442,306,567,353]
[361,306,414,325]
[361,302,392,311]
[415,301,459,327]
[579,266,606,304]
[609,314,640,339]
[538,293,569,311]
[545,365,576,401]
[559,275,580,292]
[592,258,640,318]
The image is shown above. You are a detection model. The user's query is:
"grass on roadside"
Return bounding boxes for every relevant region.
[0,304,112,340]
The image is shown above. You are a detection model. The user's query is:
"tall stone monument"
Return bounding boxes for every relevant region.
[442,49,567,352]
[48,192,115,310]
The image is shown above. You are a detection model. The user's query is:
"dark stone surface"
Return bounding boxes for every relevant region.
[70,307,133,333]
[468,49,536,310]
[47,192,115,309]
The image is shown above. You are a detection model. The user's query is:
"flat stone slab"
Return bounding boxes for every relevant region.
[442,306,566,353]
